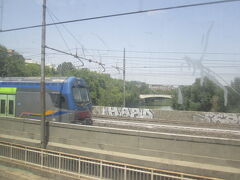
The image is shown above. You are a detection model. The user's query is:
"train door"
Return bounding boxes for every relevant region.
[0,95,7,116]
[0,95,16,117]
[7,95,16,117]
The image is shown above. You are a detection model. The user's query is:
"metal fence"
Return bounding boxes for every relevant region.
[0,141,222,180]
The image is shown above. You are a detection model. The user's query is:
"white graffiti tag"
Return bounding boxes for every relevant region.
[194,112,240,125]
[102,107,154,119]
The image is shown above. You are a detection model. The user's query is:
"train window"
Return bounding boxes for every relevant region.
[80,88,89,102]
[72,87,89,103]
[8,100,14,115]
[0,100,6,114]
[72,87,82,102]
[49,93,68,109]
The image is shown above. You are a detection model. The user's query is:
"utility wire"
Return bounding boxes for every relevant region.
[22,52,240,63]
[2,49,240,65]
[79,55,240,61]
[39,51,240,62]
[126,65,240,69]
[125,72,237,75]
[46,8,86,57]
[45,45,105,71]
[81,48,240,56]
[46,45,84,67]
[4,47,240,56]
[0,0,3,31]
[47,10,71,53]
[1,0,240,32]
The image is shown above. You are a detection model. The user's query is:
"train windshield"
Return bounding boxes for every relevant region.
[72,87,90,103]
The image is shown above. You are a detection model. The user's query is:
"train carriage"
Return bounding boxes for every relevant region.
[0,77,92,124]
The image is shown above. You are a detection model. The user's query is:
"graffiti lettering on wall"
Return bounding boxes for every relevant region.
[193,112,240,125]
[102,107,154,119]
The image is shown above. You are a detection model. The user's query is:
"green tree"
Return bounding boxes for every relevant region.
[172,78,226,112]
[25,63,41,76]
[227,78,240,112]
[57,62,76,76]
[0,45,26,77]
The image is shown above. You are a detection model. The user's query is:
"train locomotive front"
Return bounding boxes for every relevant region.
[0,77,93,125]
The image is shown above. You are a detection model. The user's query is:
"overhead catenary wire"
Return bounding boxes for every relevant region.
[125,65,240,69]
[2,49,240,67]
[46,7,106,69]
[46,7,86,57]
[26,51,240,63]
[91,66,239,74]
[0,0,3,31]
[1,0,240,33]
[2,50,240,71]
[79,48,240,56]
[3,47,240,57]
[46,46,84,67]
[124,72,238,75]
[47,10,71,53]
[45,45,105,71]
[80,55,240,62]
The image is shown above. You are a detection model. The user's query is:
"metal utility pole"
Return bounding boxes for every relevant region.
[123,48,126,107]
[0,0,3,31]
[40,0,47,149]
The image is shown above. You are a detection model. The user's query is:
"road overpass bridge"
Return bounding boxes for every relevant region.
[139,94,172,99]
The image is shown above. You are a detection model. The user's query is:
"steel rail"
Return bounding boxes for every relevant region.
[93,118,240,136]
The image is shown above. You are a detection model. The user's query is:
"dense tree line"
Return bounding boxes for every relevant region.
[227,78,240,112]
[172,77,240,113]
[1,45,239,111]
[0,45,152,107]
[0,45,55,77]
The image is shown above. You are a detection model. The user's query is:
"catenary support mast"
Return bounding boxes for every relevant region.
[40,0,47,149]
[123,48,126,107]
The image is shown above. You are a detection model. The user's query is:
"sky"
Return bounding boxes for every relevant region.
[0,0,240,85]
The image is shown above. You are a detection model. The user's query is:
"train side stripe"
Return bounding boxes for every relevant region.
[20,110,69,117]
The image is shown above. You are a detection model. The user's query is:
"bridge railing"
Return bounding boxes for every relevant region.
[0,141,222,180]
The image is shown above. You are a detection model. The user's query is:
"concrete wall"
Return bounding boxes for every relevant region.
[0,117,240,179]
[93,106,240,125]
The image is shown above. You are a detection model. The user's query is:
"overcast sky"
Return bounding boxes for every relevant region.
[1,0,240,85]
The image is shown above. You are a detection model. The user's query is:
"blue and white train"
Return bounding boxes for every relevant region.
[0,77,92,124]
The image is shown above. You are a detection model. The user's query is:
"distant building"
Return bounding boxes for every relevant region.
[5,49,15,56]
[148,84,175,91]
[46,63,57,69]
[25,59,56,69]
[7,49,15,54]
[25,59,40,65]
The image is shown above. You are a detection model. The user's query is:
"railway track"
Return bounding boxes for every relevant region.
[92,117,240,139]
[92,115,240,129]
